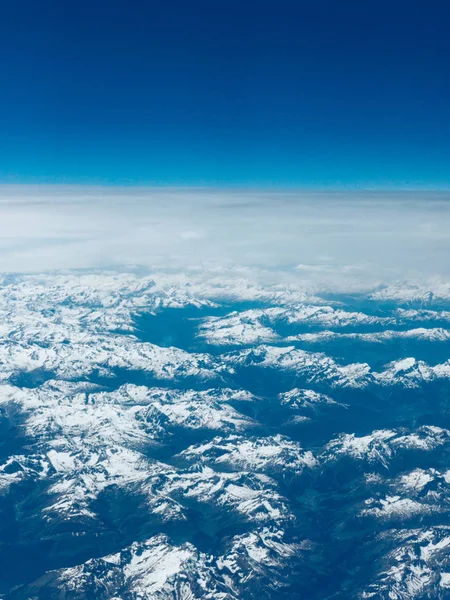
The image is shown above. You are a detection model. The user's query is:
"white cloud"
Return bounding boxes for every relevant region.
[0,185,449,291]
[180,230,205,241]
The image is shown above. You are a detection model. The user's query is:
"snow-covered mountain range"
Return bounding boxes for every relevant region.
[1,271,450,599]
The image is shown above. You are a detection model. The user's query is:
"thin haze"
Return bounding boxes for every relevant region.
[1,186,449,291]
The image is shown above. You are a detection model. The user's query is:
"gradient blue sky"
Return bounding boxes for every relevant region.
[1,0,449,187]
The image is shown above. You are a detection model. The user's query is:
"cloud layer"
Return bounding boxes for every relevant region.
[1,185,449,290]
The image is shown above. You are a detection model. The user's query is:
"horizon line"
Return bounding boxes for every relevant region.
[0,182,450,194]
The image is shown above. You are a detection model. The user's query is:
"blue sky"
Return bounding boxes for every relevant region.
[1,0,449,187]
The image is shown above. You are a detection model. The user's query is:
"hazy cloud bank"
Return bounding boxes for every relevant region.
[0,185,449,291]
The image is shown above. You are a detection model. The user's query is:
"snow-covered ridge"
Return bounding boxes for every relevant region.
[278,387,344,408]
[1,270,450,599]
[198,305,450,347]
[24,527,308,600]
[287,327,450,344]
[1,271,449,391]
[225,345,450,389]
[361,527,450,599]
[178,434,318,474]
[324,426,450,468]
[369,281,450,304]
